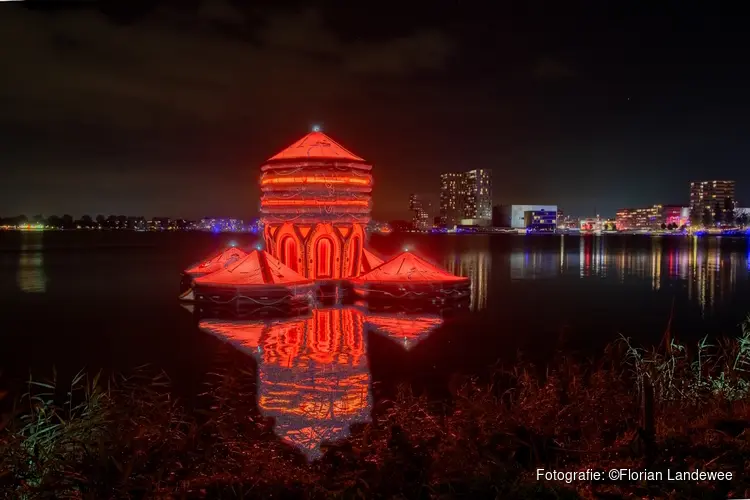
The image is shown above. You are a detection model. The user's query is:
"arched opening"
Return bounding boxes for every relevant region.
[347,235,362,277]
[315,236,335,279]
[279,235,299,272]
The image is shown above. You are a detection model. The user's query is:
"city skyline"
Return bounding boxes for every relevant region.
[3,2,750,219]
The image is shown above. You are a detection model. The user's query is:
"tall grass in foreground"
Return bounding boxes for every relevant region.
[1,321,750,499]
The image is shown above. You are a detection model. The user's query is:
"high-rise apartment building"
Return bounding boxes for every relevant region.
[463,169,493,220]
[409,194,430,230]
[439,172,464,227]
[439,169,493,227]
[689,180,736,224]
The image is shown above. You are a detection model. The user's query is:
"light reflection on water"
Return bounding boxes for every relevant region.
[444,249,490,311]
[507,235,749,315]
[199,306,444,459]
[17,232,47,293]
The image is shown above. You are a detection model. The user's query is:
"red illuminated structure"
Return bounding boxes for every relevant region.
[365,312,443,350]
[360,247,384,274]
[353,250,470,301]
[199,307,370,459]
[180,246,247,298]
[260,130,373,280]
[184,246,247,278]
[192,249,314,307]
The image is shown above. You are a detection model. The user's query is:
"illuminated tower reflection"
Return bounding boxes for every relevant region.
[200,308,370,460]
[199,306,446,459]
[17,232,46,293]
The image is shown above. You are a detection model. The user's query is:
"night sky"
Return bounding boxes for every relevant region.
[2,0,749,220]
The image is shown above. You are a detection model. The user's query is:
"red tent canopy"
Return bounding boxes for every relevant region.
[354,251,469,285]
[184,247,247,276]
[360,247,384,274]
[194,249,312,288]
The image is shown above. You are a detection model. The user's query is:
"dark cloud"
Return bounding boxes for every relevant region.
[4,1,750,219]
[0,2,457,134]
[0,1,467,218]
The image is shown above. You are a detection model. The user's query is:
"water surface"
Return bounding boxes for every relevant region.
[1,231,749,457]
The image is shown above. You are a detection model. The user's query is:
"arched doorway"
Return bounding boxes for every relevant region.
[314,236,335,279]
[279,235,299,273]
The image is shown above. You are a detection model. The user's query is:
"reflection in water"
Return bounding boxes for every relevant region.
[200,306,443,459]
[651,238,662,291]
[444,251,490,311]
[508,236,749,315]
[365,313,443,351]
[17,232,47,293]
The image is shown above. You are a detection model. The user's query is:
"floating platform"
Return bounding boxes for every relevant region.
[191,249,315,308]
[351,250,470,302]
[180,246,247,295]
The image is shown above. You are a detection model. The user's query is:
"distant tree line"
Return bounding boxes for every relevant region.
[0,215,191,230]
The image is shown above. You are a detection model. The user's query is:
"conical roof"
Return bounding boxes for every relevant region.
[194,249,312,287]
[360,247,384,274]
[366,313,443,351]
[267,131,365,162]
[185,246,247,275]
[198,319,265,354]
[354,251,469,284]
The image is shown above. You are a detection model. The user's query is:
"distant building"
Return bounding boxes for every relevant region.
[459,218,492,227]
[736,207,750,226]
[616,205,689,230]
[439,173,463,227]
[126,216,146,231]
[496,204,557,229]
[150,217,171,231]
[198,218,243,232]
[615,206,661,230]
[440,169,492,227]
[662,205,690,227]
[409,194,430,230]
[689,180,735,225]
[524,210,556,231]
[580,217,603,232]
[557,214,579,230]
[464,169,492,220]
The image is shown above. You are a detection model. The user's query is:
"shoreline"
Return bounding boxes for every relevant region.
[2,325,749,498]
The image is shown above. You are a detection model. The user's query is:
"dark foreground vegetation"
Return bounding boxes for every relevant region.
[2,322,750,499]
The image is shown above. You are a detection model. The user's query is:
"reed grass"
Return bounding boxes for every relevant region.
[1,320,750,499]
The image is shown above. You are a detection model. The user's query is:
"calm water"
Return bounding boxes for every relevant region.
[2,231,749,458]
